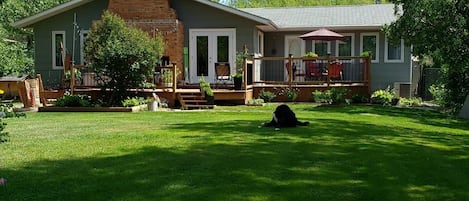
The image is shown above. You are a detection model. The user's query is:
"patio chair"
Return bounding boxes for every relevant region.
[215,62,231,87]
[305,61,326,81]
[328,61,344,80]
[285,62,306,81]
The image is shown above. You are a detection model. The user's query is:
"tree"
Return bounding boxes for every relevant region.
[385,0,469,112]
[85,11,164,106]
[0,0,70,76]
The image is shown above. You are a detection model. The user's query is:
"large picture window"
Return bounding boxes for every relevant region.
[52,31,66,69]
[336,33,355,57]
[360,33,379,63]
[385,38,404,63]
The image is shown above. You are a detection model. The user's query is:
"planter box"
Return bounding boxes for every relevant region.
[38,104,147,112]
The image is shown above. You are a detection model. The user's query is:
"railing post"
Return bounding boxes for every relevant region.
[172,62,177,92]
[70,65,75,94]
[326,53,331,88]
[366,54,372,95]
[288,54,293,88]
[243,56,247,90]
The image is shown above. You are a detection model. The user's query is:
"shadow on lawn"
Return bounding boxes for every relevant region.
[2,114,469,200]
[307,105,469,131]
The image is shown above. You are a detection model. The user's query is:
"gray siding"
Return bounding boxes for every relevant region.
[170,0,260,52]
[32,0,108,87]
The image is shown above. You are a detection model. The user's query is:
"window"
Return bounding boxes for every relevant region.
[385,38,404,63]
[336,33,355,57]
[312,41,331,56]
[258,31,264,56]
[360,32,379,62]
[52,31,66,69]
[80,30,89,65]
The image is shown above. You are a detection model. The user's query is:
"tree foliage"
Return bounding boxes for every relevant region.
[385,0,469,112]
[85,11,164,106]
[0,0,70,76]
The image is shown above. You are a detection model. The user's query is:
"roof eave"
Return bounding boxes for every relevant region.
[193,0,278,30]
[272,25,384,32]
[12,0,94,28]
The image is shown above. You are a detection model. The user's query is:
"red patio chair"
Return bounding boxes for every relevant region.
[305,61,325,80]
[328,61,344,80]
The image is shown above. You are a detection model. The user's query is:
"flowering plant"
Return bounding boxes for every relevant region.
[277,87,299,101]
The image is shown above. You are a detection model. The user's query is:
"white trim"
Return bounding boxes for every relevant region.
[189,28,236,83]
[12,0,94,28]
[80,30,89,65]
[360,32,379,63]
[52,31,66,70]
[335,33,355,57]
[257,30,264,56]
[384,38,404,63]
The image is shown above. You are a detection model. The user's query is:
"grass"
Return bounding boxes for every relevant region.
[1,104,469,201]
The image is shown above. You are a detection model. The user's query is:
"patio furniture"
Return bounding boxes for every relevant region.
[305,61,326,81]
[286,62,306,81]
[215,62,231,87]
[328,61,344,80]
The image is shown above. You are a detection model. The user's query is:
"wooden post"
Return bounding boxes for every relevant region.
[288,54,293,88]
[37,74,47,107]
[172,63,177,92]
[366,53,372,95]
[70,65,75,94]
[243,57,247,90]
[326,53,331,88]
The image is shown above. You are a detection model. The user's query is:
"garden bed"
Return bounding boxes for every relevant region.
[38,104,147,112]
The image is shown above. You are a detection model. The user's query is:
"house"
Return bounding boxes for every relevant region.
[13,0,412,95]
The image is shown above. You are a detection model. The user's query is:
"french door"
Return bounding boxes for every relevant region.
[189,29,235,83]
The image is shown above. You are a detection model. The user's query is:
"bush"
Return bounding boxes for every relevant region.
[247,98,264,105]
[122,97,147,107]
[351,93,369,103]
[371,89,394,105]
[329,87,349,104]
[428,84,446,106]
[399,97,423,107]
[85,11,164,106]
[55,94,91,107]
[277,87,299,101]
[312,90,332,104]
[258,90,276,103]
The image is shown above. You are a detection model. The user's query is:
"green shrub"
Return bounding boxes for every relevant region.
[122,97,146,107]
[312,90,332,104]
[351,93,369,103]
[199,77,213,96]
[399,97,423,107]
[258,90,276,103]
[0,120,7,144]
[428,84,446,106]
[247,98,265,105]
[371,89,394,105]
[55,94,91,107]
[329,87,349,104]
[85,11,164,106]
[278,87,299,101]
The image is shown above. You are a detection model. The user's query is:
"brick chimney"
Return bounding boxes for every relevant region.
[108,0,184,76]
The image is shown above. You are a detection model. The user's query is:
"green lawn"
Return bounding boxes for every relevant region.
[1,104,468,201]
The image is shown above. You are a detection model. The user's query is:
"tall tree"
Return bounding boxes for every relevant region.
[385,0,469,112]
[0,0,69,76]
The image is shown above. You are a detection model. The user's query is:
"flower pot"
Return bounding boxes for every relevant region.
[233,77,242,90]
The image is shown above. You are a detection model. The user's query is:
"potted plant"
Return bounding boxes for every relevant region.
[199,77,214,105]
[232,50,248,90]
[161,69,173,87]
[304,51,318,58]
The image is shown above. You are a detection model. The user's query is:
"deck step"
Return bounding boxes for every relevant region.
[177,92,214,110]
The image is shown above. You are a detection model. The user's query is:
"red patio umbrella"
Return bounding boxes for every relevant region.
[299,28,344,41]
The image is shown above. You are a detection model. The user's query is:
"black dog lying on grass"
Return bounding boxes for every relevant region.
[261,104,309,130]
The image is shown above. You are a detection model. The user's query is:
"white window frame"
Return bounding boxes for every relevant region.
[385,38,404,63]
[80,30,89,65]
[360,32,379,63]
[312,40,331,56]
[52,31,66,69]
[257,30,264,56]
[335,33,355,57]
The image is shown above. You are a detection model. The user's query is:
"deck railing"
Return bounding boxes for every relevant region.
[248,55,371,89]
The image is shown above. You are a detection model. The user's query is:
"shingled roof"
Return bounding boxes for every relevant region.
[241,4,397,31]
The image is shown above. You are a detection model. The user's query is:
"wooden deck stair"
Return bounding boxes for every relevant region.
[177,92,214,110]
